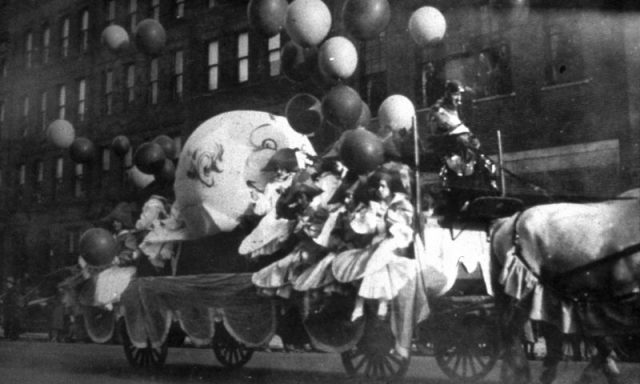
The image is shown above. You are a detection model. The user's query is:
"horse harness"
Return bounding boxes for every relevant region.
[507,210,640,305]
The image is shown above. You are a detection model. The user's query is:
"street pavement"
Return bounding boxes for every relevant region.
[1,338,640,383]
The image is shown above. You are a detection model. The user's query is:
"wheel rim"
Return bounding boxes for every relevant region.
[341,347,409,378]
[434,318,498,382]
[212,331,254,369]
[120,320,168,369]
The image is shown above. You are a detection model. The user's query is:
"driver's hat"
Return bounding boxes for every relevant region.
[445,80,465,95]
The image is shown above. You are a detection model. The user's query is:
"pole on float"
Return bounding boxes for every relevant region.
[497,129,506,196]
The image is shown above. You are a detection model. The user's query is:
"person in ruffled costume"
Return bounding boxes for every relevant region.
[331,169,415,322]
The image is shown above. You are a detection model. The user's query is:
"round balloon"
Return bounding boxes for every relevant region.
[153,135,178,159]
[155,159,176,183]
[128,166,155,189]
[378,94,416,132]
[342,0,391,40]
[134,142,167,175]
[285,0,332,47]
[339,129,385,174]
[79,228,117,267]
[174,110,315,239]
[357,102,372,129]
[47,119,75,149]
[111,135,131,157]
[408,6,447,46]
[69,137,96,163]
[247,0,288,37]
[281,41,318,83]
[134,19,167,56]
[101,25,130,53]
[318,36,358,80]
[321,84,363,131]
[285,93,323,135]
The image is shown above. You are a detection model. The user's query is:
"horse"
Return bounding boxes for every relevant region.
[490,188,640,384]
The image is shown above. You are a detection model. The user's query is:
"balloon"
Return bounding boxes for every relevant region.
[321,84,363,130]
[134,19,167,56]
[339,129,385,174]
[342,0,391,40]
[357,102,372,129]
[318,36,358,80]
[69,137,96,163]
[285,93,323,135]
[79,228,117,267]
[134,142,166,175]
[47,119,75,149]
[128,166,155,189]
[175,110,315,239]
[285,0,332,47]
[155,159,176,183]
[281,41,318,83]
[408,6,447,46]
[247,0,288,37]
[153,135,178,159]
[378,94,416,132]
[111,135,131,157]
[101,25,130,53]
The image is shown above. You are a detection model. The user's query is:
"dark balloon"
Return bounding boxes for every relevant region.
[134,19,167,56]
[69,137,96,164]
[153,135,178,159]
[111,135,131,157]
[321,84,363,131]
[339,129,385,174]
[155,159,176,183]
[281,41,318,83]
[134,142,167,175]
[342,0,391,40]
[247,0,288,37]
[79,228,117,267]
[285,93,323,135]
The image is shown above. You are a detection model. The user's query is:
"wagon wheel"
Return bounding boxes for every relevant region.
[212,323,254,369]
[340,315,410,379]
[119,319,168,370]
[433,314,499,382]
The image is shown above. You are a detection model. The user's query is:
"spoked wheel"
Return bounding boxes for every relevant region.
[212,323,254,369]
[340,316,410,379]
[433,315,499,382]
[119,319,168,370]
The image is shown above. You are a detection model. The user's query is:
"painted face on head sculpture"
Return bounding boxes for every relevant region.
[173,110,315,239]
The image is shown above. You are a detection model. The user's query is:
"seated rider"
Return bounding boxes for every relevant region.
[429,80,498,216]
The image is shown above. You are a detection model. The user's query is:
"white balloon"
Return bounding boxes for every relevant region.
[408,6,446,46]
[378,95,416,132]
[47,119,76,149]
[285,0,332,46]
[318,36,358,80]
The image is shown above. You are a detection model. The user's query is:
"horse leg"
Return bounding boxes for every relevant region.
[498,298,532,384]
[537,322,563,384]
[577,336,620,384]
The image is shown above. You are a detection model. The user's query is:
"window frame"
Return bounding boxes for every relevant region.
[173,50,184,100]
[77,78,86,121]
[237,32,249,83]
[150,58,159,104]
[104,69,113,114]
[25,31,33,68]
[80,9,90,52]
[58,84,66,119]
[267,34,281,77]
[207,40,219,91]
[61,17,70,58]
[42,25,51,64]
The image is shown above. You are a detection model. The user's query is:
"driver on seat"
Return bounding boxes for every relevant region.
[429,80,498,217]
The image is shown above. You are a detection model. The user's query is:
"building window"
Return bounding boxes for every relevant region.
[128,0,138,32]
[268,34,281,77]
[0,100,4,137]
[40,92,47,132]
[61,17,70,58]
[104,70,113,114]
[545,19,585,85]
[361,33,387,114]
[19,164,26,186]
[126,64,136,104]
[80,10,90,52]
[74,163,84,197]
[25,31,33,68]
[22,96,30,136]
[473,44,513,98]
[106,0,116,25]
[175,0,185,19]
[42,26,51,64]
[34,160,44,203]
[237,32,249,83]
[77,78,86,122]
[208,40,219,90]
[173,50,183,100]
[58,85,66,119]
[150,58,159,104]
[151,0,160,20]
[54,157,63,197]
[102,147,110,171]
